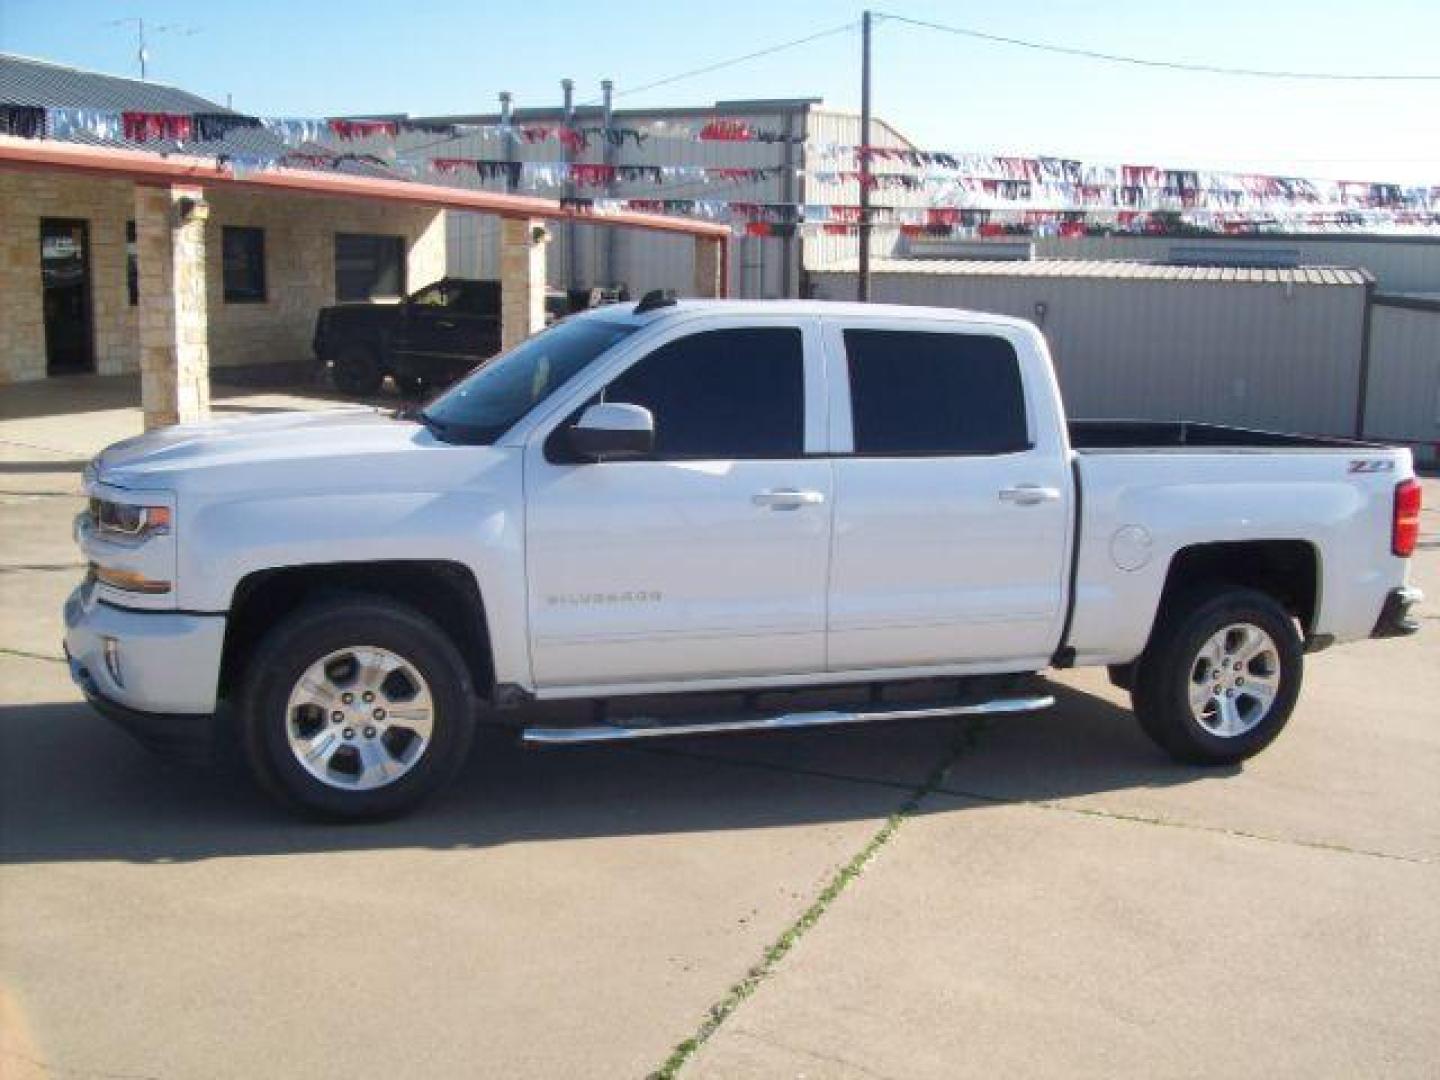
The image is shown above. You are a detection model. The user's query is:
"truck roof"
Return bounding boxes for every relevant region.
[587,298,1035,331]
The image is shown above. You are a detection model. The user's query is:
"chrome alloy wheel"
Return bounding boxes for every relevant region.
[1187,622,1282,738]
[284,647,434,791]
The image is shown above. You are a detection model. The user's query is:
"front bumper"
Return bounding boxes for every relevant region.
[63,584,227,753]
[67,651,219,762]
[1372,586,1425,638]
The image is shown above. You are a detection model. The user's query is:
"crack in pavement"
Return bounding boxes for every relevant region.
[0,1048,164,1080]
[635,730,1432,867]
[0,646,66,664]
[0,438,88,460]
[638,711,1432,1074]
[932,788,1436,866]
[645,723,983,1079]
[724,1026,908,1080]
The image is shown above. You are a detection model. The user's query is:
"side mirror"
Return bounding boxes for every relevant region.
[569,402,654,461]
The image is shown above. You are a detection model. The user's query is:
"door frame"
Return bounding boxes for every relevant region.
[517,312,834,694]
[39,217,96,376]
[815,314,1076,673]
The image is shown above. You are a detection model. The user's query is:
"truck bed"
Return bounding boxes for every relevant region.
[1069,419,1379,452]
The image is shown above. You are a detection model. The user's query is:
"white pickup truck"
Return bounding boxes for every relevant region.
[65,296,1425,819]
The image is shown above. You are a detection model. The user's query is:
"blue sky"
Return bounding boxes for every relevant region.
[3,0,1438,183]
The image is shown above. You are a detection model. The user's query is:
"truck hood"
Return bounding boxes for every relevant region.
[94,409,470,494]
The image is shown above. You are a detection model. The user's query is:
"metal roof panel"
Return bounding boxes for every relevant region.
[818,257,1370,286]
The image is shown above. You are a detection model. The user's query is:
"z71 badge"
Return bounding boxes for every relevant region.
[1349,459,1395,474]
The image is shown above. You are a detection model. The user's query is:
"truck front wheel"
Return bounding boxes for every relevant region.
[239,598,475,820]
[1131,588,1303,766]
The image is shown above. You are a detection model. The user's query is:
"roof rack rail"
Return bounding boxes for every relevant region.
[635,289,678,314]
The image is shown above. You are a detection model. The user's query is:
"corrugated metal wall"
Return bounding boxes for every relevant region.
[1364,300,1440,462]
[810,269,1369,437]
[799,110,916,278]
[1024,235,1440,297]
[410,104,805,299]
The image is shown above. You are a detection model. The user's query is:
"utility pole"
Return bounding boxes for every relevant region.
[561,78,579,292]
[858,9,873,302]
[499,91,516,192]
[601,79,617,289]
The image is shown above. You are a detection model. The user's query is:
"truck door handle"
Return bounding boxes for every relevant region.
[753,488,826,510]
[434,320,456,330]
[998,484,1061,506]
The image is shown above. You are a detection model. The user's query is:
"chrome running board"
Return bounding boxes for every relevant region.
[520,694,1054,745]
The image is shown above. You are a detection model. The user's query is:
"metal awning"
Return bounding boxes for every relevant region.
[0,134,732,240]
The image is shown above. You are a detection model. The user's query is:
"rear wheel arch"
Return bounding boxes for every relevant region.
[1113,539,1321,689]
[1153,539,1321,639]
[220,560,495,704]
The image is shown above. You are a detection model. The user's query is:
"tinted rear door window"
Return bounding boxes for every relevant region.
[844,329,1029,455]
[604,328,804,459]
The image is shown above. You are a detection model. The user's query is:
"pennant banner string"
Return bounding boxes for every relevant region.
[4,101,1436,232]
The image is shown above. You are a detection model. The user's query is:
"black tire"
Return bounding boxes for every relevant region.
[1131,587,1303,766]
[239,597,476,820]
[331,343,383,397]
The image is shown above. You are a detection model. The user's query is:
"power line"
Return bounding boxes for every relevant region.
[876,11,1440,82]
[596,20,858,103]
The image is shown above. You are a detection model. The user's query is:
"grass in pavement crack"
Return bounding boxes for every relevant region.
[0,645,67,664]
[647,720,983,1080]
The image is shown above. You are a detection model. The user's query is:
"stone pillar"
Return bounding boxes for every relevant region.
[500,217,547,351]
[134,183,210,430]
[693,236,724,299]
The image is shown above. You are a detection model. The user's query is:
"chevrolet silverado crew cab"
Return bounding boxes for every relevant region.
[66,296,1425,820]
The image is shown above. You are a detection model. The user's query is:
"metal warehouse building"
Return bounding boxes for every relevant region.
[392,94,1440,461]
[390,98,918,300]
[1021,234,1440,299]
[811,259,1390,442]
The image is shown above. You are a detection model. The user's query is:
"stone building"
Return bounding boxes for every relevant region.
[0,54,447,387]
[0,54,726,430]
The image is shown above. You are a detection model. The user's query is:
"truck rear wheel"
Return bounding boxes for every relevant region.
[239,598,475,820]
[331,343,383,396]
[1131,587,1302,765]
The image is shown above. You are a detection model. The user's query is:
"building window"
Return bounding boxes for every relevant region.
[125,220,138,306]
[222,226,266,303]
[843,330,1030,456]
[335,233,406,301]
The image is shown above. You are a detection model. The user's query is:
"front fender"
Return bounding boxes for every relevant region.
[174,451,531,687]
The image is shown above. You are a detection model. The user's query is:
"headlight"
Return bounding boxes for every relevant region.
[90,498,171,540]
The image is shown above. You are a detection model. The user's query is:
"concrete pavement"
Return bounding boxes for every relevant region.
[2,376,1437,1079]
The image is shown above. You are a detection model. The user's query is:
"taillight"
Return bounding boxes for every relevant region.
[1393,479,1422,558]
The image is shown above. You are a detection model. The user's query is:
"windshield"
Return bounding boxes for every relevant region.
[421,318,638,444]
